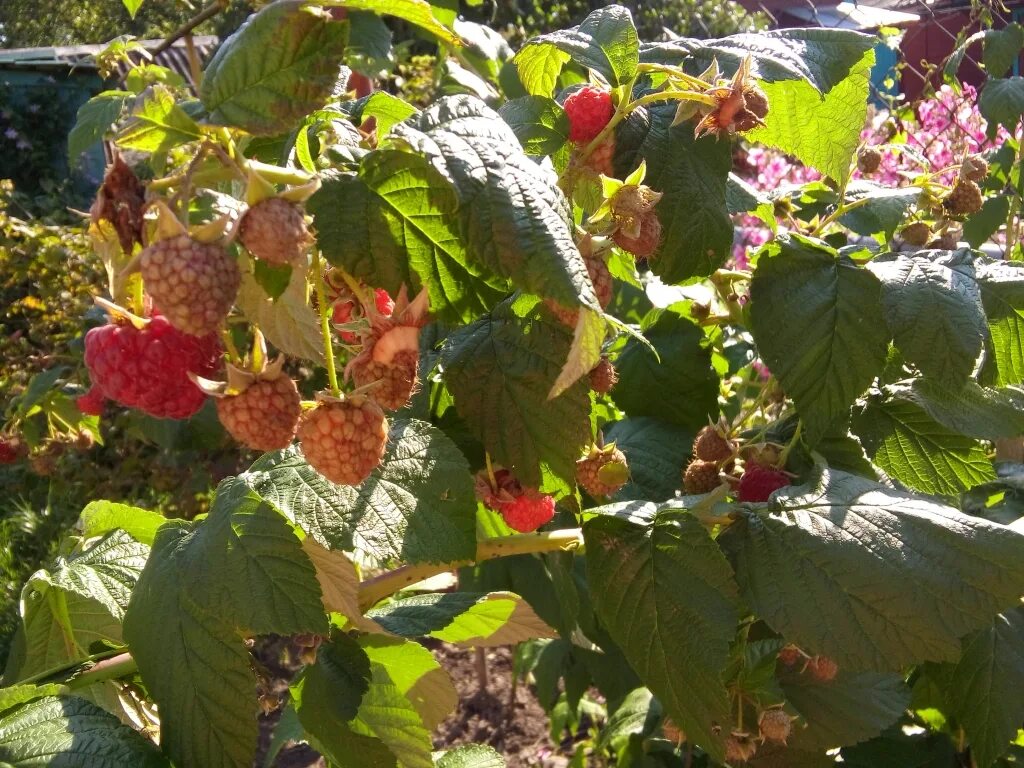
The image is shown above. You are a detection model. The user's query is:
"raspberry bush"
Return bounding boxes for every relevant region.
[4,3,1024,768]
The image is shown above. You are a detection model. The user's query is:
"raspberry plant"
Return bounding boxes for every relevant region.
[4,2,1024,767]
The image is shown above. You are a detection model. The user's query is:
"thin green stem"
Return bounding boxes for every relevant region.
[357,529,585,610]
[15,647,126,686]
[1005,127,1023,259]
[778,419,803,467]
[811,192,875,236]
[310,249,340,397]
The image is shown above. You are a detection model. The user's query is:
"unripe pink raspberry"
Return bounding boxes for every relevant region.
[297,397,388,486]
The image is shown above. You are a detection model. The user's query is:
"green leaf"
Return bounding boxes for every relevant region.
[124,480,327,768]
[67,90,132,160]
[5,531,147,683]
[310,151,505,323]
[116,86,201,153]
[634,104,733,281]
[367,591,556,646]
[976,257,1024,385]
[236,260,324,364]
[604,418,695,502]
[889,378,1024,440]
[946,607,1024,767]
[984,23,1024,77]
[750,235,888,443]
[964,195,1010,248]
[867,250,986,388]
[0,684,65,717]
[393,96,595,311]
[435,745,505,768]
[597,687,660,751]
[347,12,395,76]
[512,45,571,97]
[122,0,144,18]
[840,727,957,767]
[550,307,605,399]
[854,397,994,496]
[0,695,168,767]
[839,182,922,237]
[584,507,740,761]
[613,312,719,431]
[244,419,477,564]
[746,48,874,183]
[980,77,1024,134]
[720,466,1024,671]
[515,6,638,88]
[293,634,397,768]
[498,96,569,155]
[780,667,910,750]
[252,260,293,301]
[358,92,418,137]
[201,1,348,135]
[321,0,459,45]
[79,501,165,545]
[642,28,876,93]
[439,302,591,492]
[352,639,435,768]
[360,635,457,730]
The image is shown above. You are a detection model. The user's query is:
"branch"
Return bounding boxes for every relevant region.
[357,528,584,611]
[153,0,227,55]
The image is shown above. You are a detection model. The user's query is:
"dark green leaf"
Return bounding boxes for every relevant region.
[867,250,986,388]
[201,1,348,135]
[245,419,476,565]
[585,507,739,761]
[392,96,595,310]
[605,418,695,502]
[0,696,168,767]
[985,24,1024,78]
[840,726,957,767]
[946,607,1024,767]
[780,667,910,750]
[721,466,1024,671]
[597,687,660,751]
[641,28,877,93]
[68,91,132,160]
[515,6,638,89]
[435,745,505,768]
[840,182,922,236]
[440,303,591,492]
[614,312,719,431]
[124,480,326,768]
[980,77,1024,134]
[347,11,395,76]
[889,378,1024,440]
[750,235,889,443]
[965,195,1010,248]
[634,103,733,281]
[310,151,505,323]
[498,96,569,155]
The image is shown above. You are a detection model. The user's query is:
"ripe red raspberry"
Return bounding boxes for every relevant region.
[216,375,302,452]
[683,459,720,494]
[724,733,757,763]
[758,709,792,744]
[140,235,241,337]
[588,356,618,394]
[564,86,614,144]
[806,655,839,682]
[333,288,395,343]
[612,212,661,259]
[693,426,732,463]
[239,198,313,265]
[946,179,984,215]
[76,387,106,416]
[546,252,613,327]
[474,467,556,532]
[857,146,882,174]
[0,435,24,465]
[499,493,555,533]
[737,463,790,503]
[84,314,220,419]
[576,445,629,497]
[297,397,388,486]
